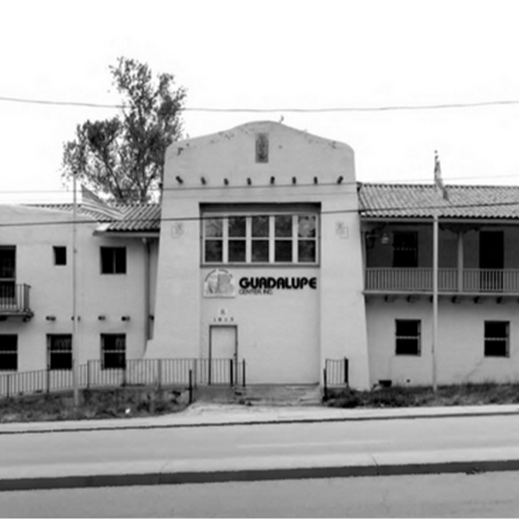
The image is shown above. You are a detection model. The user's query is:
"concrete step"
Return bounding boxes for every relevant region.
[195,384,323,406]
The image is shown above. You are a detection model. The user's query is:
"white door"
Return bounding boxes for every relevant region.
[210,325,237,360]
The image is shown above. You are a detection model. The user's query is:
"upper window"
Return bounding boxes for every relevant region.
[484,321,509,357]
[53,246,67,266]
[392,232,418,268]
[395,320,421,356]
[100,247,127,274]
[0,335,17,371]
[0,246,16,300]
[202,213,318,265]
[48,334,72,370]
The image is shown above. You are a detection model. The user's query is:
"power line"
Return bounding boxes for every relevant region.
[2,95,519,112]
[2,199,519,228]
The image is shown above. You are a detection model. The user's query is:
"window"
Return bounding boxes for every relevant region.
[0,335,17,371]
[0,246,15,301]
[100,247,126,274]
[203,213,318,264]
[484,321,509,357]
[392,232,418,267]
[101,334,126,369]
[53,246,67,266]
[395,320,421,356]
[48,335,72,370]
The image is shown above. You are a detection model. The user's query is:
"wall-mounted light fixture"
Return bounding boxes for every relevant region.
[121,315,131,322]
[381,232,390,245]
[98,315,106,321]
[46,315,56,321]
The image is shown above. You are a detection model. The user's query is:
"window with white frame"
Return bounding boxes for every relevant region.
[48,335,72,370]
[395,320,421,356]
[0,335,17,371]
[202,212,318,264]
[484,321,509,357]
[101,334,126,369]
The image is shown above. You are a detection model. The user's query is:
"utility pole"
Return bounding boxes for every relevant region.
[72,173,79,406]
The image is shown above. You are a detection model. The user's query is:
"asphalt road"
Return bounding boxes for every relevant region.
[2,472,519,517]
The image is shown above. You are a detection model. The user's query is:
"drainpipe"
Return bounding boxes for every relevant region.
[143,238,151,343]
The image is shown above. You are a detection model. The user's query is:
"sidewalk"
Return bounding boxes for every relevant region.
[3,403,519,491]
[2,401,519,434]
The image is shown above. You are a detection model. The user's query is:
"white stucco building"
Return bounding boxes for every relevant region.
[2,121,519,391]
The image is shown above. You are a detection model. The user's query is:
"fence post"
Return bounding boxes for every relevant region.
[46,367,50,394]
[6,374,11,399]
[86,360,91,389]
[157,359,162,390]
[230,359,234,387]
[242,359,246,387]
[122,362,127,387]
[323,367,328,401]
[188,369,193,404]
[344,357,349,386]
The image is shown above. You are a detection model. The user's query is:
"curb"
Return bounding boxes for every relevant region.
[3,459,519,492]
[2,408,519,435]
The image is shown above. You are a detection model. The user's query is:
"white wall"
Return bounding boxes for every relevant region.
[367,298,519,386]
[148,121,370,388]
[0,205,151,371]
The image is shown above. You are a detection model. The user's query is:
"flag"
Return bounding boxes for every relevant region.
[80,185,122,220]
[434,151,448,201]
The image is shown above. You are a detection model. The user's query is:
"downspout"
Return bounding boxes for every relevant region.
[143,238,151,344]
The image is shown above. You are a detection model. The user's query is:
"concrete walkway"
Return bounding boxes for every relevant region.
[2,402,519,434]
[2,403,519,491]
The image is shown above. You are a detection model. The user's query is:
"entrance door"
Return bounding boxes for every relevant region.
[479,231,504,291]
[208,325,237,385]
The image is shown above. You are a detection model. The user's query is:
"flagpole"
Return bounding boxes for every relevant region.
[432,207,438,391]
[432,150,444,392]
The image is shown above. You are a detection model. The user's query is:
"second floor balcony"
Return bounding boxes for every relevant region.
[0,283,33,320]
[365,268,519,296]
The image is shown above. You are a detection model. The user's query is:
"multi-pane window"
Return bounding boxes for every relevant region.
[395,320,421,356]
[392,232,418,267]
[0,335,17,371]
[101,334,126,369]
[53,246,67,266]
[203,213,318,264]
[484,321,509,357]
[48,335,72,370]
[100,247,127,274]
[0,246,15,300]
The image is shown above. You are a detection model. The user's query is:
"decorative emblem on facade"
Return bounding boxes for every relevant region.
[204,269,236,298]
[255,133,269,163]
[170,222,184,238]
[335,221,349,239]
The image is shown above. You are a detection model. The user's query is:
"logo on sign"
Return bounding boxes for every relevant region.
[203,269,236,298]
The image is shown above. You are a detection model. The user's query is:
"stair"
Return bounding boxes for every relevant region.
[233,384,323,406]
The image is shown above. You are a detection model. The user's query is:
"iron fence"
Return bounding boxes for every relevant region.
[0,358,245,399]
[323,358,349,400]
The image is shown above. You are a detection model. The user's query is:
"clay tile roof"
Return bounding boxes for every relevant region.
[105,203,161,232]
[358,183,519,220]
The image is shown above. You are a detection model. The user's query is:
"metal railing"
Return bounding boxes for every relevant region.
[0,358,246,399]
[323,358,349,400]
[0,283,31,314]
[365,268,519,293]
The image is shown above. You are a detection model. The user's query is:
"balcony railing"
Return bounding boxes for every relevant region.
[0,283,32,318]
[365,269,519,294]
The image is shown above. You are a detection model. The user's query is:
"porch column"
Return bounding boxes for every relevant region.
[457,232,464,292]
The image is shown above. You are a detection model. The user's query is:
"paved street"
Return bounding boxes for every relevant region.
[2,410,519,487]
[2,472,519,517]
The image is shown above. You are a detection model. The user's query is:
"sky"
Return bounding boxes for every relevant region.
[1,0,518,202]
